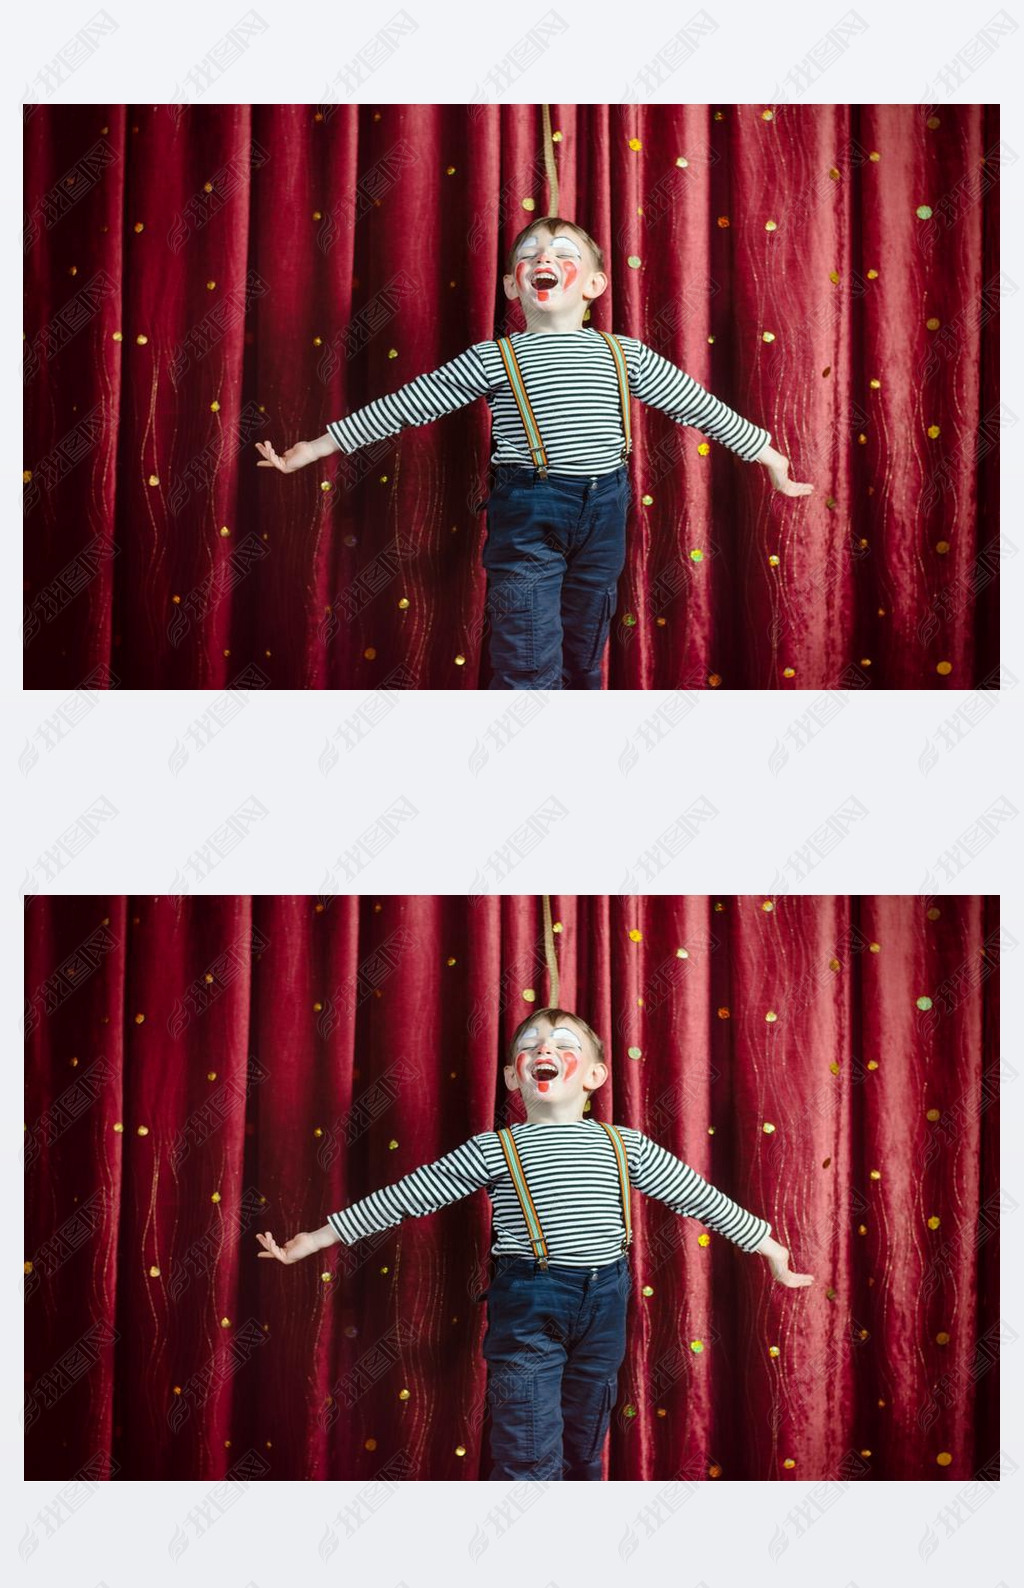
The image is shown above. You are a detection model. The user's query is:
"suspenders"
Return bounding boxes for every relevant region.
[496,1120,633,1269]
[495,331,633,479]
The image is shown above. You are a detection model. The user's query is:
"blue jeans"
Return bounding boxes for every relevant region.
[482,464,631,689]
[481,1253,631,1480]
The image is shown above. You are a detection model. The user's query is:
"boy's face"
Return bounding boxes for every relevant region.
[502,226,608,328]
[503,1013,608,1117]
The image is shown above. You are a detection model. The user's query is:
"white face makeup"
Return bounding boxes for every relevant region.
[511,1023,586,1094]
[511,234,587,304]
[513,234,584,264]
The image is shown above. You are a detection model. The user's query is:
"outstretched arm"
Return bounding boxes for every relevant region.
[255,342,494,475]
[255,1133,494,1263]
[630,341,813,495]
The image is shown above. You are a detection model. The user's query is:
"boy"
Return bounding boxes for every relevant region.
[256,215,813,689]
[257,1006,813,1481]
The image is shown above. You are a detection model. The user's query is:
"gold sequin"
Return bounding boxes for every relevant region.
[936,541,950,554]
[927,424,941,439]
[363,648,377,660]
[641,493,653,505]
[708,673,722,688]
[916,205,933,219]
[761,331,776,343]
[148,474,160,487]
[135,334,148,346]
[627,255,642,268]
[399,1388,411,1400]
[628,138,642,151]
[627,1046,642,1059]
[828,167,840,180]
[312,336,323,347]
[765,220,777,232]
[936,1452,952,1466]
[698,1233,710,1246]
[220,1316,231,1328]
[769,1345,780,1357]
[716,216,730,228]
[916,996,933,1011]
[398,597,410,609]
[869,152,881,162]
[867,269,879,279]
[149,1265,160,1278]
[926,316,941,331]
[207,1071,217,1081]
[928,1215,941,1229]
[133,221,145,233]
[388,1139,399,1150]
[937,661,952,676]
[869,1169,881,1180]
[642,1284,654,1296]
[210,400,220,412]
[676,156,688,167]
[455,1444,467,1456]
[522,988,536,1001]
[765,1010,778,1023]
[717,1007,730,1019]
[936,1331,950,1345]
[211,1191,221,1203]
[690,1339,703,1353]
[696,443,710,458]
[762,1122,776,1134]
[522,197,536,211]
[113,1122,124,1133]
[454,654,466,666]
[768,554,780,567]
[783,1458,796,1468]
[926,1108,941,1121]
[867,1060,878,1070]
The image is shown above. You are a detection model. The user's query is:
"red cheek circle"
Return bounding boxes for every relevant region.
[515,261,530,290]
[562,261,577,288]
[515,1052,529,1080]
[563,1054,578,1081]
[537,1081,549,1092]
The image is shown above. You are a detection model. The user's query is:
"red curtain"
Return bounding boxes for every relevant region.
[24,104,999,690]
[25,894,999,1480]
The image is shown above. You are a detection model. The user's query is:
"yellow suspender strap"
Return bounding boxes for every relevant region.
[595,331,633,462]
[596,1121,633,1251]
[497,1127,549,1266]
[496,337,549,476]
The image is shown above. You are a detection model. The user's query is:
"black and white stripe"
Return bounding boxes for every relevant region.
[328,1119,771,1266]
[327,329,771,476]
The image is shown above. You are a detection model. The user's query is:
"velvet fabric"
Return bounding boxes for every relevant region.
[24,104,999,689]
[24,894,999,1479]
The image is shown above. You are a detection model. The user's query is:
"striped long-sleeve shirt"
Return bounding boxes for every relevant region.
[326,329,771,476]
[327,1119,771,1267]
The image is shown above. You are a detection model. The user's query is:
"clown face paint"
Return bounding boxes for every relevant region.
[512,235,585,303]
[513,1025,584,1090]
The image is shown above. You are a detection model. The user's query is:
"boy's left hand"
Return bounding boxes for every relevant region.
[753,443,814,497]
[763,456,814,497]
[765,1243,814,1288]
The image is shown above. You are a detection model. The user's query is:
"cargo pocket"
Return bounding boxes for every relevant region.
[581,583,618,675]
[486,579,536,675]
[580,1374,619,1466]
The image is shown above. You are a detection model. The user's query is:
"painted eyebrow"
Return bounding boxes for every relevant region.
[514,235,583,254]
[550,1027,583,1043]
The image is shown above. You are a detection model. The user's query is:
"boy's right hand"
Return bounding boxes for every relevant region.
[256,1229,319,1263]
[255,439,318,473]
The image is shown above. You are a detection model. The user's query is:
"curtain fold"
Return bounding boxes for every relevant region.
[24,104,999,688]
[25,894,999,1480]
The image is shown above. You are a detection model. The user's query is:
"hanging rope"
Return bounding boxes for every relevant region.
[541,104,560,217]
[541,894,560,1006]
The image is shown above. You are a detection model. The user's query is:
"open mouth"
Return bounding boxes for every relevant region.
[532,1061,560,1082]
[531,270,559,291]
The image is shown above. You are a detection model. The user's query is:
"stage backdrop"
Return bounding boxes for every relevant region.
[24,104,999,690]
[25,894,999,1481]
